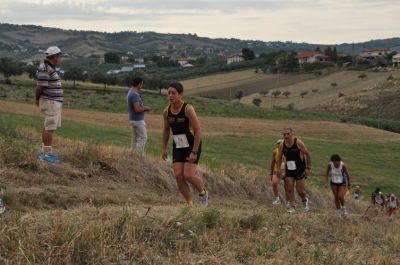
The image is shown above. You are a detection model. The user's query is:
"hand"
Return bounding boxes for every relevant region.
[277,169,282,178]
[304,168,311,177]
[324,182,329,188]
[162,151,168,161]
[188,152,197,163]
[144,106,151,112]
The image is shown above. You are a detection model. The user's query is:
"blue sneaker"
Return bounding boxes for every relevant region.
[196,190,209,207]
[38,150,58,158]
[39,153,60,164]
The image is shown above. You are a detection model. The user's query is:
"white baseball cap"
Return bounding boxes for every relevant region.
[276,139,283,145]
[45,46,62,56]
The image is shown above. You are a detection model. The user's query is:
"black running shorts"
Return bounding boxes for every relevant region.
[173,144,202,164]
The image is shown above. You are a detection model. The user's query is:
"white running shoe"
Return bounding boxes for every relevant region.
[272,197,281,205]
[287,207,296,214]
[302,198,310,212]
[0,198,6,214]
[196,190,209,207]
[342,207,348,216]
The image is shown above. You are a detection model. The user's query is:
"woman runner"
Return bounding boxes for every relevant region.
[162,82,208,206]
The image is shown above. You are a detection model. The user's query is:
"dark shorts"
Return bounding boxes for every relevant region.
[284,171,305,181]
[173,144,202,164]
[331,182,347,187]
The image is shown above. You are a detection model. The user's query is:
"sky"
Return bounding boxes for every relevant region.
[1,0,399,44]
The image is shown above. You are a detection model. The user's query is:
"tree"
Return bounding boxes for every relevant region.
[282,91,291,98]
[300,91,308,98]
[242,48,255,61]
[259,90,269,97]
[315,46,321,53]
[0,57,22,84]
[330,82,338,88]
[235,90,244,102]
[90,72,110,90]
[272,90,281,98]
[312,88,319,93]
[23,64,38,80]
[104,52,120,64]
[64,67,84,88]
[252,98,262,107]
[145,74,169,94]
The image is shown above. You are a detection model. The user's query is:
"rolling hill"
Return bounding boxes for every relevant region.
[1,23,400,61]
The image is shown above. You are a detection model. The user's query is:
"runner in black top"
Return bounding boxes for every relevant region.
[162,82,208,207]
[277,128,312,213]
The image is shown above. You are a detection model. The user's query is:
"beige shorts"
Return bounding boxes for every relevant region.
[39,98,62,131]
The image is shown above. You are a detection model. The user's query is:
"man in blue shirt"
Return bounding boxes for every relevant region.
[127,77,151,155]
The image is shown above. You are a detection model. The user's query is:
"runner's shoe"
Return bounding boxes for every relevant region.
[39,153,60,164]
[272,197,281,205]
[342,206,348,216]
[302,198,310,212]
[196,190,209,207]
[287,207,296,214]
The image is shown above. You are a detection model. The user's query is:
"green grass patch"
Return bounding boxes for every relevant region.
[2,111,400,197]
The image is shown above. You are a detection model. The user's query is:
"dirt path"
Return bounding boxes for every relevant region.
[1,100,400,143]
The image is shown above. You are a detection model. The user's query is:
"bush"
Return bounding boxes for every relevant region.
[239,213,264,231]
[200,208,221,229]
[252,98,262,107]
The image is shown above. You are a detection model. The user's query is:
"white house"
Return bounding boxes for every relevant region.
[359,48,390,59]
[227,54,244,65]
[176,57,190,66]
[393,53,400,67]
[296,51,329,64]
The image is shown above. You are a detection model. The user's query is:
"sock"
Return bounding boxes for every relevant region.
[43,145,52,155]
[198,189,206,197]
[187,200,194,206]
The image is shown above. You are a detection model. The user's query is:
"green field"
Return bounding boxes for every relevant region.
[2,110,399,198]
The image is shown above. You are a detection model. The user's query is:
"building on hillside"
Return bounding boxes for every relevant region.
[296,51,330,64]
[392,53,400,67]
[135,57,145,63]
[357,48,391,66]
[182,63,194,68]
[176,57,190,66]
[119,66,134,73]
[107,69,120,75]
[133,64,146,69]
[227,54,244,65]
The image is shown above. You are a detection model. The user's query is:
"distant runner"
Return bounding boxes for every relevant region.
[385,194,398,216]
[162,82,208,207]
[325,154,351,215]
[269,139,285,205]
[371,188,385,207]
[354,185,361,201]
[363,187,386,218]
[277,128,311,213]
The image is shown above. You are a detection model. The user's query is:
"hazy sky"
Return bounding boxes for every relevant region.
[1,0,399,44]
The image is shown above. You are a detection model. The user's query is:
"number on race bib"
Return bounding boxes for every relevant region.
[173,134,190,148]
[286,161,296,170]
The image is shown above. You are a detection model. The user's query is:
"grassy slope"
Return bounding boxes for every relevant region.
[0,117,400,264]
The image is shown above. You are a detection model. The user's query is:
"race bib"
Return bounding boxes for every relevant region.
[173,134,189,148]
[375,196,383,205]
[331,173,342,183]
[287,161,296,170]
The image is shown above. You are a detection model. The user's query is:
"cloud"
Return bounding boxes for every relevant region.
[1,0,399,44]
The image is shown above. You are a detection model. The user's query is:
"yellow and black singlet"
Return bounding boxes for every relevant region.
[282,138,305,179]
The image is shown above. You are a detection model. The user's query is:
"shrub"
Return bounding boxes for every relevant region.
[252,98,262,107]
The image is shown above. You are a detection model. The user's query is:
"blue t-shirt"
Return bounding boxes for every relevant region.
[127,89,144,121]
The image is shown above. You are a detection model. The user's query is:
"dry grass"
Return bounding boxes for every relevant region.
[1,128,400,264]
[2,100,400,144]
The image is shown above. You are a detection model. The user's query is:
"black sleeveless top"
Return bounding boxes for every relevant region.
[167,102,195,148]
[282,138,306,177]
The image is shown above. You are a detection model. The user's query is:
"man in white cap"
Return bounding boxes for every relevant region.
[35,46,63,163]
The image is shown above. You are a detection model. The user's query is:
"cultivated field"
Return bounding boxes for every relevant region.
[181,69,316,99]
[242,69,400,114]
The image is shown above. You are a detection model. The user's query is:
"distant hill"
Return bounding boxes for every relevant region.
[0,23,399,61]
